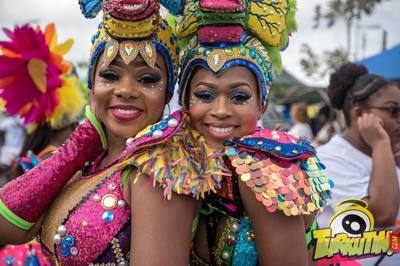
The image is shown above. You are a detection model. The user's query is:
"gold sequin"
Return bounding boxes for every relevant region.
[241,173,251,182]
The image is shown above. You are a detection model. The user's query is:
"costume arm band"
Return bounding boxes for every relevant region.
[0,118,104,229]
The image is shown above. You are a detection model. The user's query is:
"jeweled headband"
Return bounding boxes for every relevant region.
[161,0,297,112]
[79,0,179,94]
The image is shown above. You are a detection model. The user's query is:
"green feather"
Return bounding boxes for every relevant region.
[287,0,298,33]
[279,30,289,50]
[266,46,282,74]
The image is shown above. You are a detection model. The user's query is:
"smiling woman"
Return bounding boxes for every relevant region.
[119,0,333,265]
[0,0,192,265]
[188,66,260,148]
[90,52,169,167]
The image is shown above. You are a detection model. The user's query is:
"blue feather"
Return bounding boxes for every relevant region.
[79,0,103,19]
[160,0,185,15]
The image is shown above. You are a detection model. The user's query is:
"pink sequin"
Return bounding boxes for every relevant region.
[0,120,103,223]
[57,171,130,265]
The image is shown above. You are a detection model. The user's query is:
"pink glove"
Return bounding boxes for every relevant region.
[0,107,106,230]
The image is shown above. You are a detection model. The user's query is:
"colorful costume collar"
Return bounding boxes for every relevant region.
[161,0,297,112]
[80,0,179,94]
[0,24,85,133]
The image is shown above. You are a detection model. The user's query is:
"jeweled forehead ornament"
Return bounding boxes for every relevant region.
[102,38,157,68]
[80,0,179,93]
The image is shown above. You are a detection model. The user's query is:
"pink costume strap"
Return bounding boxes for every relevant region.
[0,119,103,229]
[119,110,184,161]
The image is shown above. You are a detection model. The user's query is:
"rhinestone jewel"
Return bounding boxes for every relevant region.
[118,200,126,208]
[124,43,134,56]
[70,247,78,256]
[53,234,62,245]
[118,261,127,266]
[108,183,116,191]
[213,54,221,65]
[167,119,178,128]
[101,194,117,210]
[152,130,163,138]
[144,44,152,57]
[231,223,240,232]
[222,251,230,259]
[107,44,115,57]
[93,194,101,202]
[126,137,134,146]
[102,211,115,223]
[57,225,67,236]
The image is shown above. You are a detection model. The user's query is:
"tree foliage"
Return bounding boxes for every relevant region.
[301,0,388,79]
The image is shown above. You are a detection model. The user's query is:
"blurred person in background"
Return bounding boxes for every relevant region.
[313,104,340,146]
[0,114,25,175]
[289,102,314,140]
[317,62,400,265]
[0,23,85,265]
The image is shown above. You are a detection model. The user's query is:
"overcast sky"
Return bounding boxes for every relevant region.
[1,0,399,87]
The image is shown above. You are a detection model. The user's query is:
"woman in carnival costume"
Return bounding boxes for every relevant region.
[113,0,332,264]
[0,0,198,265]
[0,23,87,266]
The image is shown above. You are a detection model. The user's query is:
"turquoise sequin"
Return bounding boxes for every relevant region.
[232,218,257,266]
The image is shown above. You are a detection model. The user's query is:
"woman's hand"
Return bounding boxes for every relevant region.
[392,142,400,167]
[356,113,399,227]
[357,113,390,150]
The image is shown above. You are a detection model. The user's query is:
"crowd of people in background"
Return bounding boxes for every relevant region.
[0,1,398,265]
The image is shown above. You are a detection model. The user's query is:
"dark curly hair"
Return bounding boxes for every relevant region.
[328,63,389,126]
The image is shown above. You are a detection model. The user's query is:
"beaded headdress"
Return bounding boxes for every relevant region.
[160,0,297,112]
[79,0,179,94]
[0,24,85,133]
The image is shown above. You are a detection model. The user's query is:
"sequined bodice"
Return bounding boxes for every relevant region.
[40,164,130,266]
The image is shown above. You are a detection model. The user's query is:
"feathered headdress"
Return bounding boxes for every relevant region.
[79,0,179,94]
[160,0,297,112]
[0,23,85,133]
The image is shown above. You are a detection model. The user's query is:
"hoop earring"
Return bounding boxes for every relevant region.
[167,103,171,115]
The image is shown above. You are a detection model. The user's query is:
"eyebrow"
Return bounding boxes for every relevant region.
[382,101,399,105]
[227,81,252,89]
[194,81,252,89]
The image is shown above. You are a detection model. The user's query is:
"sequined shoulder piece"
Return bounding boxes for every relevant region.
[225,143,332,216]
[225,128,315,160]
[119,110,184,161]
[119,112,228,200]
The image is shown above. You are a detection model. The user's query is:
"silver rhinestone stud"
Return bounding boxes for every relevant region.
[167,119,178,128]
[57,225,67,236]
